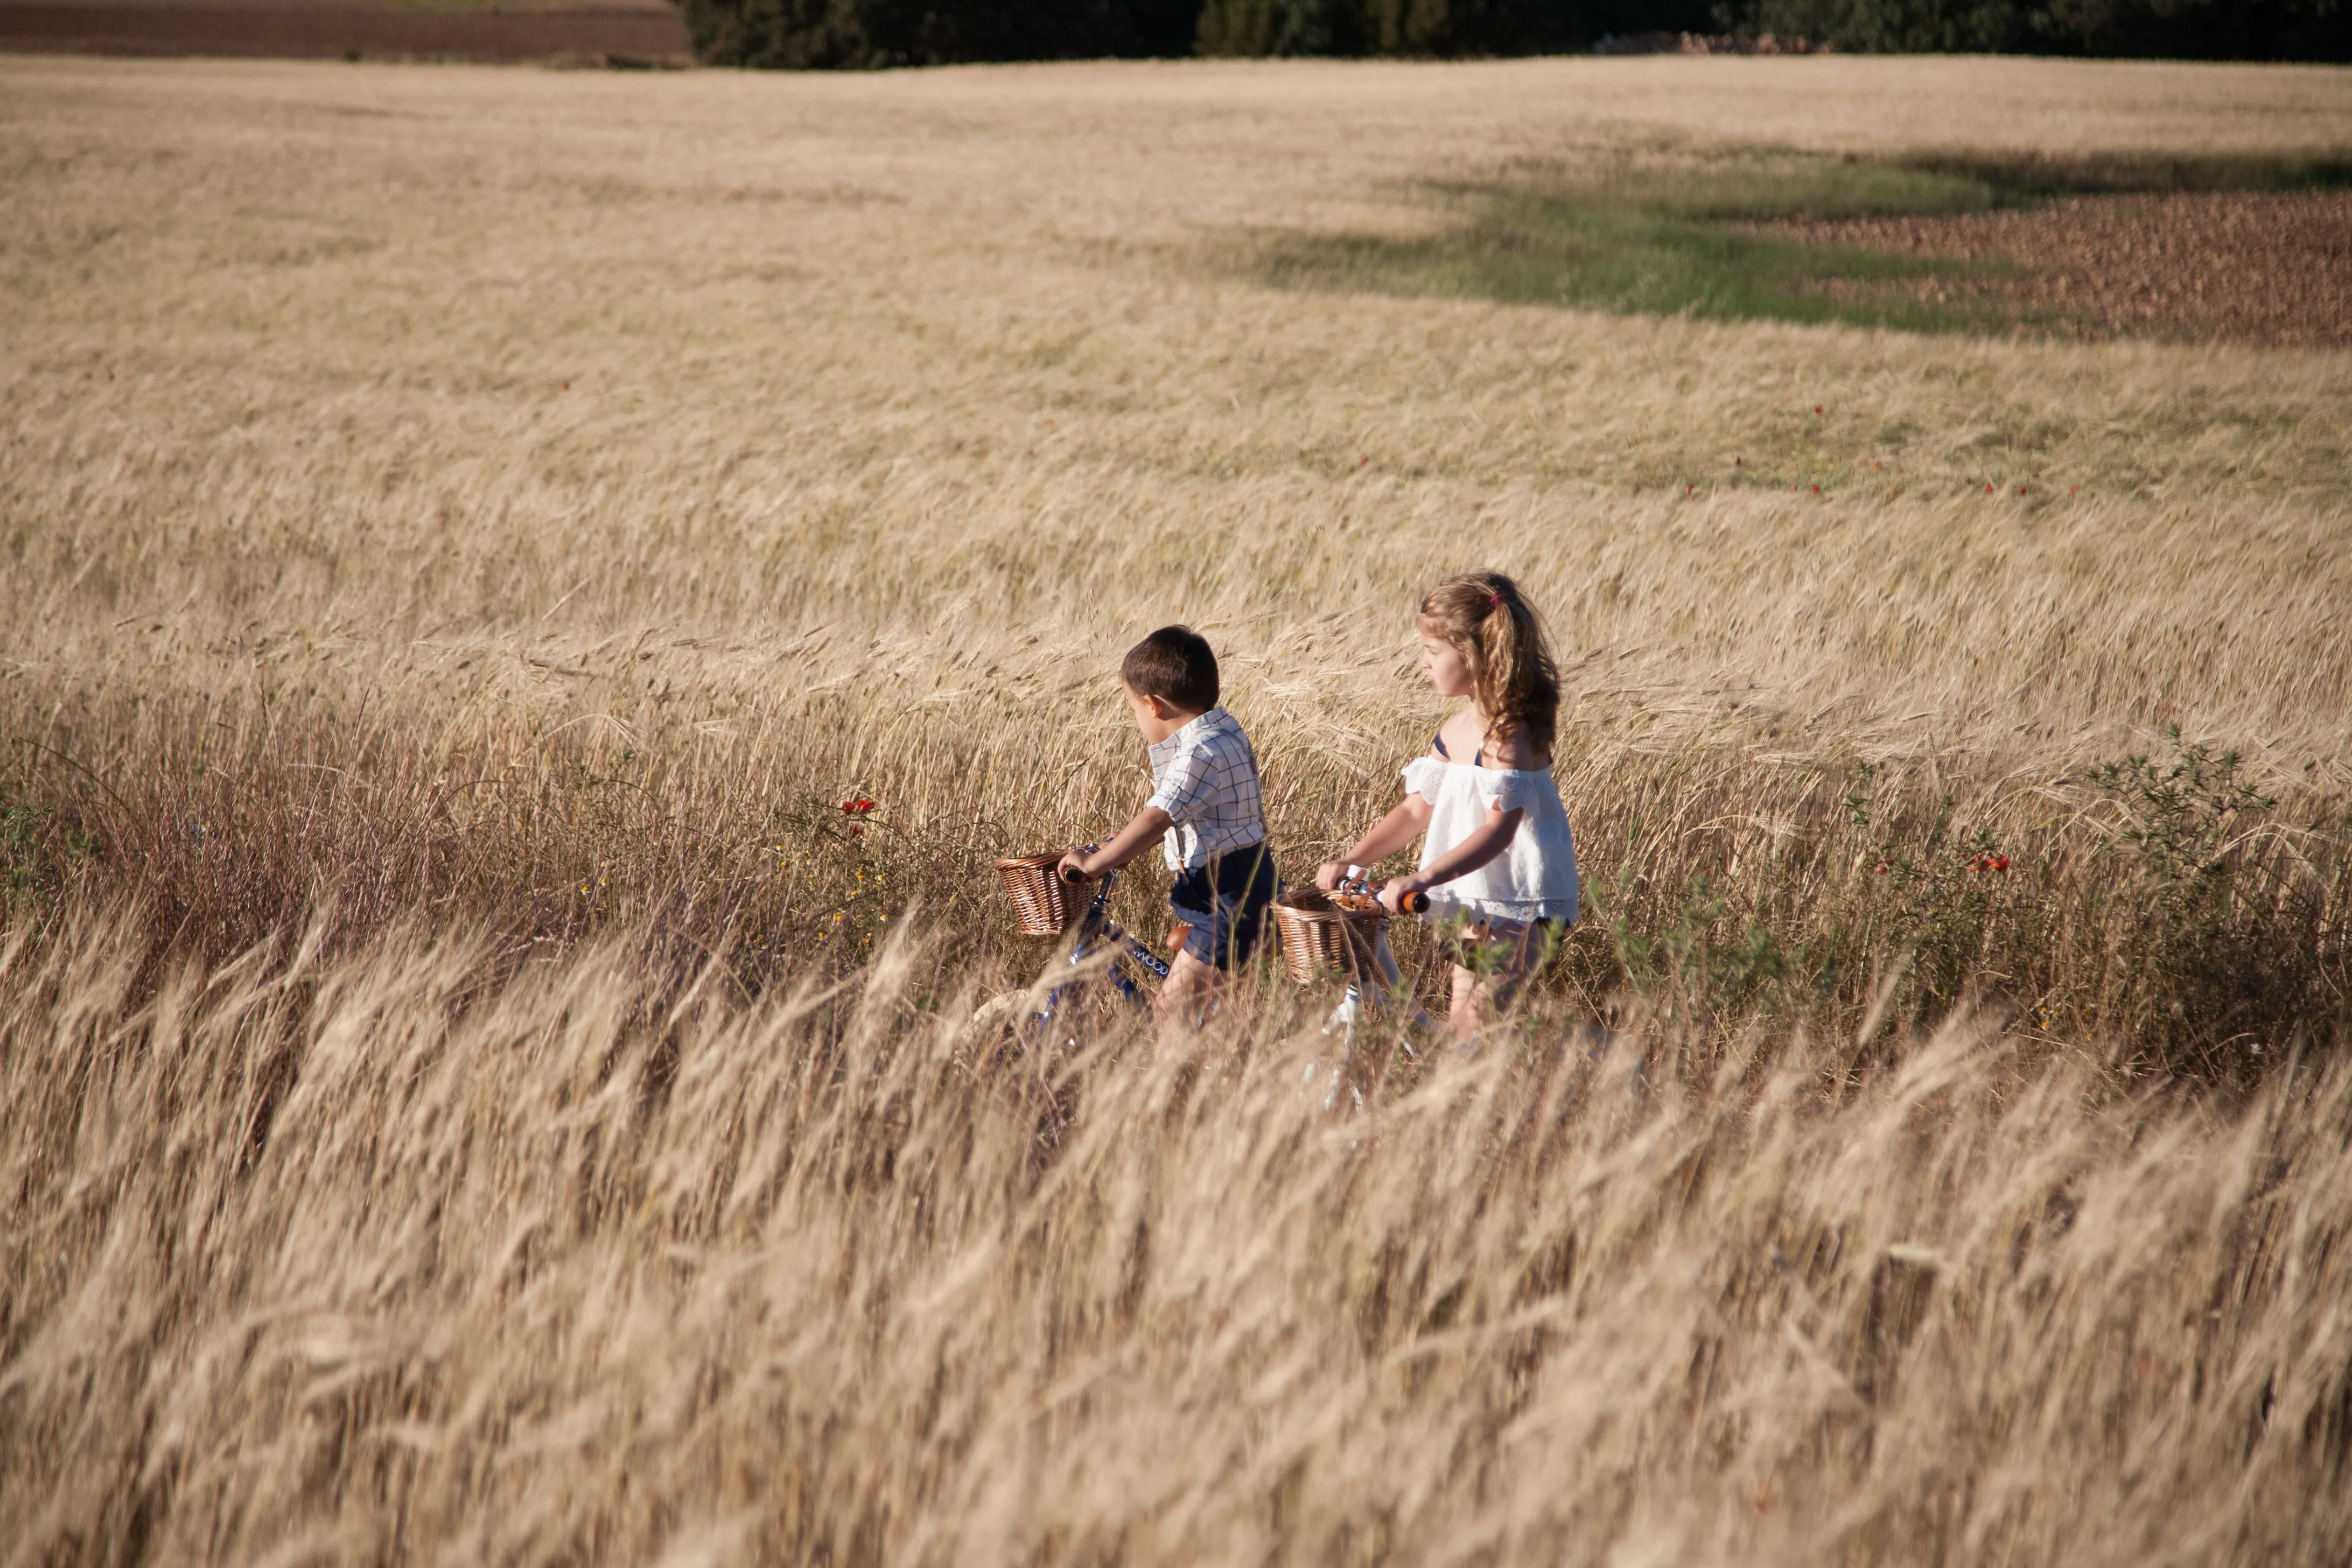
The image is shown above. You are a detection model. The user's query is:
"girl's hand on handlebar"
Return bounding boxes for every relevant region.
[1377,876,1428,914]
[1314,860,1350,892]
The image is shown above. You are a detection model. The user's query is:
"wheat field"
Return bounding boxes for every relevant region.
[4,50,2351,1565]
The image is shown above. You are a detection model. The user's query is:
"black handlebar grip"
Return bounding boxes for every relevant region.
[1060,864,1088,885]
[1398,890,1430,914]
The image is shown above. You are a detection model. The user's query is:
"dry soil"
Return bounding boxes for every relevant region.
[1776,190,2352,347]
[0,0,689,62]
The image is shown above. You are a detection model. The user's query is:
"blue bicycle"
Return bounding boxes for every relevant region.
[972,861,1172,1042]
[974,860,1434,1047]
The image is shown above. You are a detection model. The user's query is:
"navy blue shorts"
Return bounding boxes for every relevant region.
[1169,846,1279,971]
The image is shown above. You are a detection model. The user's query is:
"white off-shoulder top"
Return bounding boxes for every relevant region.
[1399,746,1579,926]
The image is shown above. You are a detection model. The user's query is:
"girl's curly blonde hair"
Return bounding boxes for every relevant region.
[1419,570,1559,761]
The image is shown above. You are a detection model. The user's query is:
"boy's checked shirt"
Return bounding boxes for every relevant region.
[1144,706,1266,871]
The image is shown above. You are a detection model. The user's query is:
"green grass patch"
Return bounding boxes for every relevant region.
[1258,194,1998,330]
[1243,148,2010,330]
[1550,148,2001,223]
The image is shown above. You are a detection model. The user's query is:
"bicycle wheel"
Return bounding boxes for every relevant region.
[966,988,1040,1042]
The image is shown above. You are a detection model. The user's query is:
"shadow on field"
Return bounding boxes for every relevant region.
[1233,144,2352,342]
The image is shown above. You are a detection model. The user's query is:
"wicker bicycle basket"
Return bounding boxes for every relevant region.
[995,852,1086,937]
[1273,888,1389,986]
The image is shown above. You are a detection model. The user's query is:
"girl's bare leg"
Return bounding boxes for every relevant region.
[1446,964,1483,1042]
[1446,923,1545,1045]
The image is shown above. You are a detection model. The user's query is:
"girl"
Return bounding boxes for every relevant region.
[1316,570,1578,1044]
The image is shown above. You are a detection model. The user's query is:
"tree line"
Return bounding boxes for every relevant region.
[676,0,2351,66]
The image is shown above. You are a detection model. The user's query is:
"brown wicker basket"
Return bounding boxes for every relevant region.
[1273,888,1389,986]
[995,852,1086,936]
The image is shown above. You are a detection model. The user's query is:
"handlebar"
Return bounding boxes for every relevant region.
[1060,856,1119,904]
[1338,874,1428,915]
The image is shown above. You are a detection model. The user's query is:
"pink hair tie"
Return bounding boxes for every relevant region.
[1488,591,1503,607]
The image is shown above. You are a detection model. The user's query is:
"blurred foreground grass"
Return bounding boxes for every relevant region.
[4,906,2349,1564]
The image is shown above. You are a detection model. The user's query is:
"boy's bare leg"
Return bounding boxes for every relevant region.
[1157,947,1221,1023]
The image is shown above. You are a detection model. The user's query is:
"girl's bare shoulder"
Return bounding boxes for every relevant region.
[1480,717,1550,771]
[1434,706,1485,759]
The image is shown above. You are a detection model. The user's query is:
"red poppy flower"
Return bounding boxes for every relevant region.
[846,823,864,838]
[842,797,876,815]
[1985,482,1996,493]
[1813,404,1823,416]
[1810,485,1820,495]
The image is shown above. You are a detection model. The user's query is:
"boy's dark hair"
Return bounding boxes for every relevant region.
[1122,625,1219,713]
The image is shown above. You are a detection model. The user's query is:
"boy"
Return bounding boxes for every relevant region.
[1059,625,1277,1016]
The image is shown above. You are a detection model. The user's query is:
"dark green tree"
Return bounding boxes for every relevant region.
[1194,0,1709,54]
[1716,0,2352,56]
[681,0,1200,66]
[677,0,2352,61]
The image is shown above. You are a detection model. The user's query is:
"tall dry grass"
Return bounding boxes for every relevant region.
[3,50,2351,1564]
[4,909,2349,1564]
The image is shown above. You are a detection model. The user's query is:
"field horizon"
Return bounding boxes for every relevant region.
[4,50,2350,1566]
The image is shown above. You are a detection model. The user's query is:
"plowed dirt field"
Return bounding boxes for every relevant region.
[0,0,688,62]
[1774,190,2352,348]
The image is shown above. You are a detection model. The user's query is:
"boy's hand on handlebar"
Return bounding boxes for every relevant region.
[1314,860,1350,892]
[1058,846,1096,883]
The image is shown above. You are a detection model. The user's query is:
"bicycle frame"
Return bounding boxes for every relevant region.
[1030,867,1171,1033]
